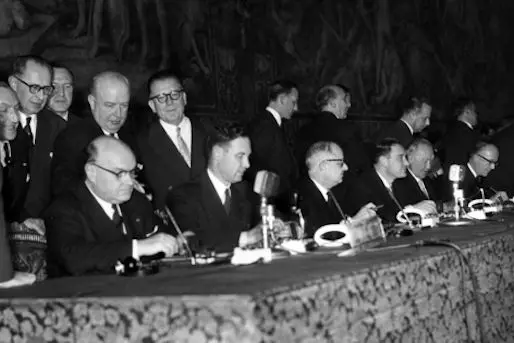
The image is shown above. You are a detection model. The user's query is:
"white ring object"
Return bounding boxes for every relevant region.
[468,198,493,211]
[314,224,350,247]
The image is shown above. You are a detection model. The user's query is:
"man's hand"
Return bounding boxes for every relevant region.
[22,218,45,235]
[351,202,378,223]
[411,200,437,215]
[138,233,179,257]
[239,227,263,248]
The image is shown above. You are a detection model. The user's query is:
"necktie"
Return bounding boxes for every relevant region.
[224,188,231,214]
[327,190,348,221]
[3,142,11,166]
[416,178,429,199]
[176,126,191,167]
[24,116,34,146]
[111,204,126,235]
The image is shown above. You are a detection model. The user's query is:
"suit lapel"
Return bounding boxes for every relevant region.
[190,124,205,175]
[200,173,230,230]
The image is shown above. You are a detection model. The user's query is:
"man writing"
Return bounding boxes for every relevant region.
[45,136,178,276]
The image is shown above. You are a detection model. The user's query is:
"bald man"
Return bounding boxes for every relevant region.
[443,142,501,201]
[51,71,136,197]
[45,136,178,277]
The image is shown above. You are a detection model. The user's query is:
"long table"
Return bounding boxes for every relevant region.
[1,216,514,343]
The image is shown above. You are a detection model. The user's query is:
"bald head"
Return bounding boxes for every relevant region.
[88,71,130,134]
[85,136,137,204]
[0,83,20,141]
[469,143,499,177]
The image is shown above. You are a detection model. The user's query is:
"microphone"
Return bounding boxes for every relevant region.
[253,171,280,250]
[164,206,194,260]
[449,164,465,220]
[253,170,280,197]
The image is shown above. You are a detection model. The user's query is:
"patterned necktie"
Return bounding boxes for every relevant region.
[224,188,231,214]
[3,142,11,166]
[24,116,34,146]
[111,204,126,235]
[176,126,191,167]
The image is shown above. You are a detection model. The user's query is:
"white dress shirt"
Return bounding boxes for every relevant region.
[266,106,282,127]
[400,119,414,135]
[207,168,231,204]
[19,111,37,143]
[0,141,9,167]
[160,116,192,152]
[101,129,119,139]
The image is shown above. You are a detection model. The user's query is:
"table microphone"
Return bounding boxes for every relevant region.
[449,164,465,219]
[253,170,280,249]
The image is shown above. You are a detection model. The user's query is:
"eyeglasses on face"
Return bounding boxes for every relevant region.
[14,76,54,96]
[322,158,346,167]
[477,154,498,167]
[149,90,184,103]
[91,162,139,180]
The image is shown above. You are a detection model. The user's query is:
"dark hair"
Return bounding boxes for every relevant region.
[268,80,297,103]
[50,62,75,82]
[451,97,474,117]
[206,120,248,159]
[399,96,430,116]
[315,84,350,110]
[372,137,402,164]
[11,55,52,77]
[147,70,182,95]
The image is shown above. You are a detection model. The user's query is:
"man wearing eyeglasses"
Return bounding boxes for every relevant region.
[296,141,378,238]
[51,71,136,197]
[47,64,80,125]
[137,70,207,210]
[6,55,66,231]
[45,136,179,277]
[443,142,504,201]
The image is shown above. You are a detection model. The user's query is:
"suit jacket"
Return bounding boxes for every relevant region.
[0,168,13,282]
[51,115,135,197]
[440,120,479,168]
[296,177,343,238]
[344,169,404,223]
[295,111,371,176]
[44,183,165,277]
[393,170,438,206]
[486,124,514,196]
[246,110,298,196]
[137,119,207,209]
[376,120,413,148]
[7,109,65,221]
[167,171,257,253]
[442,165,492,202]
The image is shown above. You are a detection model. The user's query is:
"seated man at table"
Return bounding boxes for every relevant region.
[45,136,179,277]
[344,138,436,223]
[297,141,379,238]
[167,122,261,253]
[393,138,439,206]
[443,142,503,201]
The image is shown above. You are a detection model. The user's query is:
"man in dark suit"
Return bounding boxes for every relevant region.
[47,64,81,125]
[45,136,179,277]
[443,142,501,201]
[137,71,207,210]
[167,122,261,253]
[246,80,299,206]
[297,141,377,238]
[394,138,439,205]
[6,56,66,231]
[487,124,514,196]
[376,97,432,148]
[51,71,135,197]
[439,98,479,169]
[296,84,370,176]
[345,138,435,224]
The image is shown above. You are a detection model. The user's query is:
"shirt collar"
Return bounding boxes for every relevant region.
[376,170,393,190]
[207,168,230,202]
[266,106,282,127]
[459,118,474,130]
[159,116,190,131]
[19,111,36,127]
[467,163,478,178]
[85,181,115,217]
[400,119,414,135]
[311,177,329,201]
[408,168,423,183]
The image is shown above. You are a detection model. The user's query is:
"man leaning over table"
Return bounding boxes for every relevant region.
[45,136,179,277]
[167,121,262,253]
[296,141,378,238]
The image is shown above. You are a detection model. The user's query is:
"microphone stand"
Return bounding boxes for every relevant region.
[164,206,196,264]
